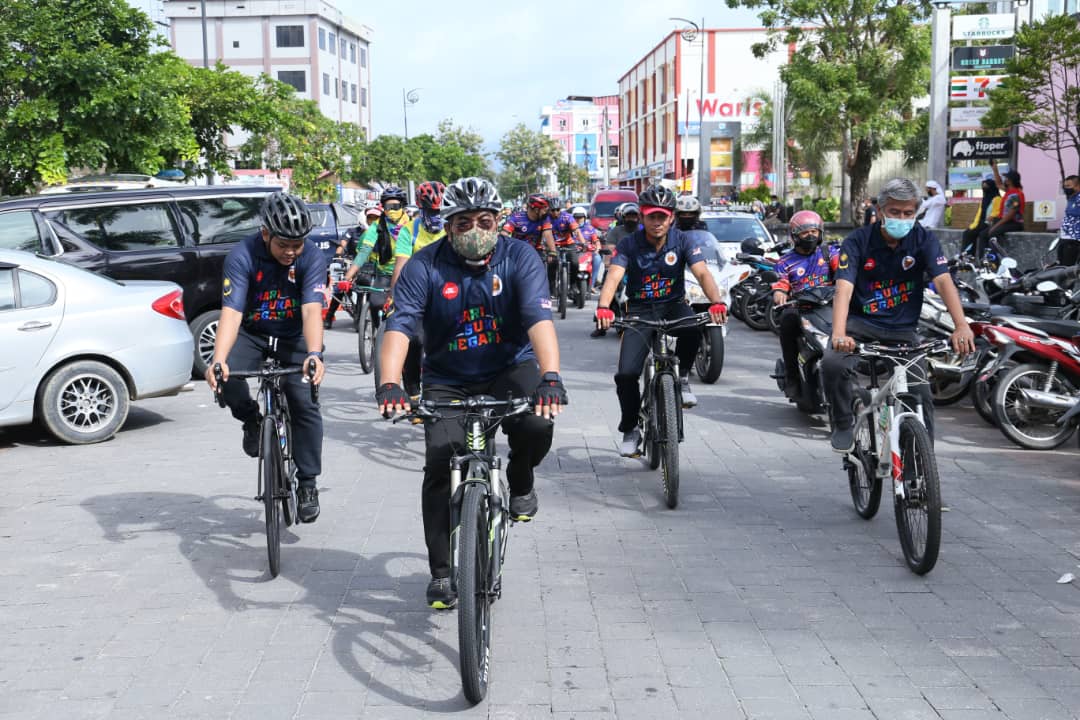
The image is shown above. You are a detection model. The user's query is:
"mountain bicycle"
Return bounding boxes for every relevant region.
[843,340,946,575]
[213,359,318,577]
[396,395,534,704]
[612,312,710,508]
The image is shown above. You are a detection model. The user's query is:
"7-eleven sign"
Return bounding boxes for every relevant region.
[950,75,1007,100]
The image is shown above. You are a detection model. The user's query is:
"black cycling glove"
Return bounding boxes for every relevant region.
[376,383,410,417]
[533,372,568,409]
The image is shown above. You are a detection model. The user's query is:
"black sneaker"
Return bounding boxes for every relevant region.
[426,577,457,610]
[831,425,855,454]
[590,327,607,338]
[509,490,538,521]
[297,485,320,523]
[323,318,333,330]
[242,416,261,458]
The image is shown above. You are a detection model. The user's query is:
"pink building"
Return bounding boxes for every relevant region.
[540,97,620,193]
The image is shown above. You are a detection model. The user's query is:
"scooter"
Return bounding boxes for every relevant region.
[684,256,748,383]
[572,248,593,310]
[771,286,833,414]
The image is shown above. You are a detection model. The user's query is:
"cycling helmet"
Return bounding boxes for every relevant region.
[547,195,562,211]
[526,193,549,210]
[415,181,445,211]
[441,177,503,219]
[571,205,588,218]
[260,192,312,240]
[620,202,641,218]
[740,237,764,255]
[380,185,408,204]
[675,195,702,214]
[788,209,824,238]
[638,184,677,211]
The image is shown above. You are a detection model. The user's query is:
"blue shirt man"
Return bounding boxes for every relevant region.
[612,226,708,303]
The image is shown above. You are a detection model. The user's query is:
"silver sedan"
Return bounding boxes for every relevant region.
[0,249,194,444]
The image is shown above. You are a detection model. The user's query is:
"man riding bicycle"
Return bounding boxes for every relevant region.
[205,192,327,523]
[501,193,557,258]
[594,184,728,457]
[546,196,586,297]
[375,177,567,609]
[825,178,975,452]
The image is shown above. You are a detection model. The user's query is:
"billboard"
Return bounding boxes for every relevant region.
[951,45,1014,72]
[949,75,1007,101]
[951,14,1015,41]
[949,106,990,131]
[950,136,1012,161]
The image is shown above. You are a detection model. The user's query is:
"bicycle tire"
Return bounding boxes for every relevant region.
[575,277,588,309]
[281,412,297,527]
[457,483,491,704]
[894,417,941,575]
[848,397,882,520]
[260,418,283,578]
[659,373,680,509]
[558,266,568,319]
[358,297,374,374]
[642,367,660,469]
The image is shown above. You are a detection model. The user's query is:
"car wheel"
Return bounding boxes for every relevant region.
[190,310,220,377]
[39,360,131,444]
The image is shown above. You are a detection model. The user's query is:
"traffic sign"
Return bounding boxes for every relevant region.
[950,137,1012,161]
[952,45,1014,72]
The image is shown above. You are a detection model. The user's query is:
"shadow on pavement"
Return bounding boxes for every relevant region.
[0,406,172,449]
[80,491,471,712]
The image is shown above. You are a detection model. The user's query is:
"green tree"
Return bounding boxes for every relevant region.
[353,134,422,186]
[0,0,199,193]
[982,14,1080,180]
[556,160,590,199]
[496,124,562,197]
[728,0,932,222]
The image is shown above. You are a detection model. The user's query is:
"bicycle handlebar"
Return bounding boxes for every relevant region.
[855,339,949,359]
[611,312,711,332]
[212,360,319,405]
[392,396,534,424]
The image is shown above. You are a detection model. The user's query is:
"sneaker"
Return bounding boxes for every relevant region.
[426,577,457,610]
[509,490,538,521]
[242,416,261,458]
[590,327,607,338]
[830,425,855,454]
[297,485,320,523]
[680,377,698,408]
[323,319,333,330]
[620,428,641,457]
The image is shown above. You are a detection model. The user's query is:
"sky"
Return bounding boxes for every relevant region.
[334,0,762,152]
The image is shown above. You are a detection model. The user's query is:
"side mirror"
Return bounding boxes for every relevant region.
[1036,280,1061,293]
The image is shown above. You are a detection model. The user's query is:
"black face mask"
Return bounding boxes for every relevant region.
[1065,187,1077,198]
[676,216,698,231]
[622,216,639,228]
[795,237,817,253]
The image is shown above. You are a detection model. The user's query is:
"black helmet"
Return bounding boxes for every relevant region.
[260,192,312,240]
[638,184,677,210]
[740,237,764,255]
[547,195,561,211]
[441,177,503,219]
[380,185,408,204]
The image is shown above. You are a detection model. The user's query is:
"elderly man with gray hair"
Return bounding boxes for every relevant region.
[823,178,975,452]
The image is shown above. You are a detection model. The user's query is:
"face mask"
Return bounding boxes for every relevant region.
[883,217,915,239]
[422,210,445,233]
[385,208,406,224]
[450,227,498,262]
[622,216,639,228]
[795,237,817,253]
[676,216,697,231]
[1065,187,1077,198]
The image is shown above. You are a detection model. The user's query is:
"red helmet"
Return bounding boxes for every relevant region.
[789,210,824,239]
[415,181,445,212]
[526,193,549,211]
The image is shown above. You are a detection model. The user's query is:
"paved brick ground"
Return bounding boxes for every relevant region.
[1,310,1078,719]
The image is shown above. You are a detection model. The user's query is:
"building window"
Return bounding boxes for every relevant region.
[342,79,348,97]
[361,87,367,107]
[558,119,566,129]
[582,118,589,128]
[328,32,336,52]
[349,42,356,63]
[277,70,306,93]
[318,27,325,50]
[360,46,367,68]
[341,37,347,58]
[322,73,330,96]
[333,78,338,98]
[275,25,304,48]
[232,40,239,48]
[350,84,357,104]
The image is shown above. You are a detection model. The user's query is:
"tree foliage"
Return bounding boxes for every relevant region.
[351,120,490,189]
[556,160,591,200]
[727,0,932,221]
[496,124,563,201]
[982,14,1080,180]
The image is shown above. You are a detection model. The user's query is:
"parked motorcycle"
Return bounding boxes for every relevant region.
[771,286,834,414]
[684,251,746,383]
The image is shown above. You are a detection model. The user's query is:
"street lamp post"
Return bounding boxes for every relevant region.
[671,17,706,202]
[402,88,420,140]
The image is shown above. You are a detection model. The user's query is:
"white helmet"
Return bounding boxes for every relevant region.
[571,205,588,218]
[675,195,702,213]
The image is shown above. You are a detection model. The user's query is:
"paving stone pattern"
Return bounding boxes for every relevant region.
[1,311,1079,719]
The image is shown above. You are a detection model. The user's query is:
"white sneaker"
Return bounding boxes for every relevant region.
[680,378,697,408]
[619,428,641,457]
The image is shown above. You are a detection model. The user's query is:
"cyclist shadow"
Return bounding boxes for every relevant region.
[317,384,427,471]
[80,491,471,712]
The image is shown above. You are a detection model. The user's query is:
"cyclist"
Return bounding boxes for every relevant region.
[593,184,728,457]
[547,196,586,297]
[590,203,642,339]
[502,193,557,258]
[571,205,603,290]
[771,210,837,400]
[825,178,975,452]
[375,177,567,609]
[205,192,326,523]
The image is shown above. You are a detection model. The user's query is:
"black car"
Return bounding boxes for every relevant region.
[0,185,281,375]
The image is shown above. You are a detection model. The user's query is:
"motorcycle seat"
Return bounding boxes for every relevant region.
[1002,318,1080,339]
[961,301,1014,317]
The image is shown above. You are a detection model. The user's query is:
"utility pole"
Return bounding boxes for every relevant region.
[928,4,951,189]
[200,0,209,68]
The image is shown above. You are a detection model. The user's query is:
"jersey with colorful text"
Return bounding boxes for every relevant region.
[501,210,552,251]
[612,228,707,304]
[579,222,599,252]
[549,211,580,246]
[772,246,838,294]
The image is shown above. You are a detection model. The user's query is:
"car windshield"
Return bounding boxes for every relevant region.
[702,216,770,244]
[591,201,627,218]
[308,206,331,226]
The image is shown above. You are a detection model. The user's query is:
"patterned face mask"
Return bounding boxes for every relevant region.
[450,227,498,262]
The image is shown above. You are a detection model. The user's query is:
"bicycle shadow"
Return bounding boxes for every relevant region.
[317,384,427,471]
[80,491,471,712]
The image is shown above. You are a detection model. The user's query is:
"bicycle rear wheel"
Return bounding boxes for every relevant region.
[658,373,680,509]
[457,483,492,704]
[848,397,882,520]
[260,418,283,577]
[357,297,374,374]
[893,417,941,575]
[558,266,568,319]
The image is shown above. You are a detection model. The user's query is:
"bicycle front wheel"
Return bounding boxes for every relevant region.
[260,418,283,578]
[894,417,941,575]
[658,373,680,509]
[558,266,568,319]
[457,483,492,704]
[358,297,374,374]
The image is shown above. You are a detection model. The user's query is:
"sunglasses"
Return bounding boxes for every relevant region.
[451,216,497,233]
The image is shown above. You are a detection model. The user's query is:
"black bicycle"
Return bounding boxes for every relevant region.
[353,282,384,374]
[213,359,318,577]
[396,395,534,704]
[612,312,710,508]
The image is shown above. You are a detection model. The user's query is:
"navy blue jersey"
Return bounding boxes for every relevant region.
[221,232,328,338]
[835,224,949,331]
[611,227,708,303]
[385,236,553,385]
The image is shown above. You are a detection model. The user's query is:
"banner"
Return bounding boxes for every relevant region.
[952,45,1014,72]
[952,14,1015,41]
[950,136,1012,161]
[949,75,1007,101]
[949,106,990,131]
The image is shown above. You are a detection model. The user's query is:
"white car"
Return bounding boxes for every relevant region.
[0,250,194,444]
[700,210,776,263]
